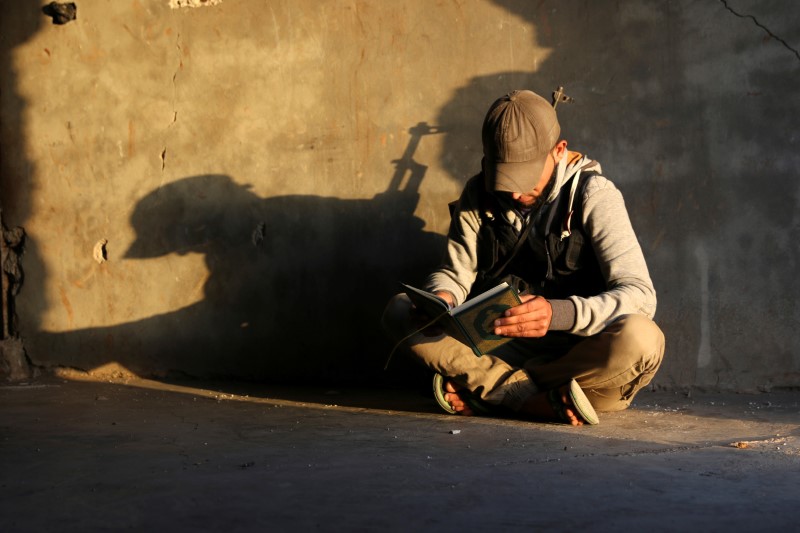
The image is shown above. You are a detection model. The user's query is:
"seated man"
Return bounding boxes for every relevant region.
[383,89,664,426]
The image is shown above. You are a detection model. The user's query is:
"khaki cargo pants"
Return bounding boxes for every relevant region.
[382,294,665,413]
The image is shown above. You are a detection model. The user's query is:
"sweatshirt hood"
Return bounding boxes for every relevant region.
[545,151,602,204]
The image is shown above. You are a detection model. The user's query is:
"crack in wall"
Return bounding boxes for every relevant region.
[720,0,800,61]
[171,32,182,121]
[161,33,182,175]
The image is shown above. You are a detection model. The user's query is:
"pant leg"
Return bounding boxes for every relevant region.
[525,314,665,412]
[381,294,537,410]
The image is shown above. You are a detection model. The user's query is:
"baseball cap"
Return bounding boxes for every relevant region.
[482,89,561,193]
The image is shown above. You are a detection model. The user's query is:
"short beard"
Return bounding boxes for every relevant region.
[517,174,556,213]
[528,174,556,212]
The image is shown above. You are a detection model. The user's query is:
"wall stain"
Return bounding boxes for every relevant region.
[128,120,135,157]
[58,285,74,326]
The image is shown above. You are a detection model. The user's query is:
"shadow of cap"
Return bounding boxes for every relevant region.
[124,174,261,259]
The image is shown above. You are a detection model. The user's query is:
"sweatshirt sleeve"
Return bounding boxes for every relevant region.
[566,176,657,336]
[422,179,483,306]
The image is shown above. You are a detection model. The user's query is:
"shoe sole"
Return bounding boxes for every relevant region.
[567,379,600,425]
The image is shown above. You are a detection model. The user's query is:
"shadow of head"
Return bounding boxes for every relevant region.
[125,174,261,259]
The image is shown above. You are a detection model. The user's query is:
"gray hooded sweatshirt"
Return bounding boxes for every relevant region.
[424,150,657,337]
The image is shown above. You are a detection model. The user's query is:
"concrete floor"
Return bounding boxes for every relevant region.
[1,376,798,532]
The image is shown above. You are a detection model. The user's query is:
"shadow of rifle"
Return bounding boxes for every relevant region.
[378,122,445,216]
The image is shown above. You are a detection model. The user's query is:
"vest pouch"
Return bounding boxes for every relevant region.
[544,229,606,298]
[475,224,499,273]
[547,230,587,276]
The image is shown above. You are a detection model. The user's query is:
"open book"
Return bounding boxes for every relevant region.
[401,282,522,356]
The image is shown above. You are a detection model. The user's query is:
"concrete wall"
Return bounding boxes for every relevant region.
[1,0,798,390]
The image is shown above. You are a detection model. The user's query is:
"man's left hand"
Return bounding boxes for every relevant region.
[493,294,552,338]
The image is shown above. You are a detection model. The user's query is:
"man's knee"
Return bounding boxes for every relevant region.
[608,314,665,371]
[585,315,664,411]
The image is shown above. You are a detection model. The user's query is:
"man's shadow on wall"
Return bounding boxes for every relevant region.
[40,124,450,385]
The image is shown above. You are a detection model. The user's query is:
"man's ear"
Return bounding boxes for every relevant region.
[480,157,493,192]
[554,140,568,159]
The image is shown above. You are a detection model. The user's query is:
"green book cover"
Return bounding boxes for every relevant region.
[401,282,522,356]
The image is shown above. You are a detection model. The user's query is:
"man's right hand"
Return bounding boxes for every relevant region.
[434,290,456,309]
[409,290,455,337]
[492,294,552,338]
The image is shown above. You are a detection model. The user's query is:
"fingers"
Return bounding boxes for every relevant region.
[494,319,549,337]
[505,294,547,317]
[493,296,552,337]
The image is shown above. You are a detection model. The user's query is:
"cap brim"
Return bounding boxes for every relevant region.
[483,156,548,193]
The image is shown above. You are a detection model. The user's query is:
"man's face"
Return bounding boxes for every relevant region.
[508,152,557,209]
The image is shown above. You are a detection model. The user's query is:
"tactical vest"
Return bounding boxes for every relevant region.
[464,171,607,300]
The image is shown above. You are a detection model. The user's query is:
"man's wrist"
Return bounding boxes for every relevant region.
[433,290,456,309]
[548,299,576,331]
